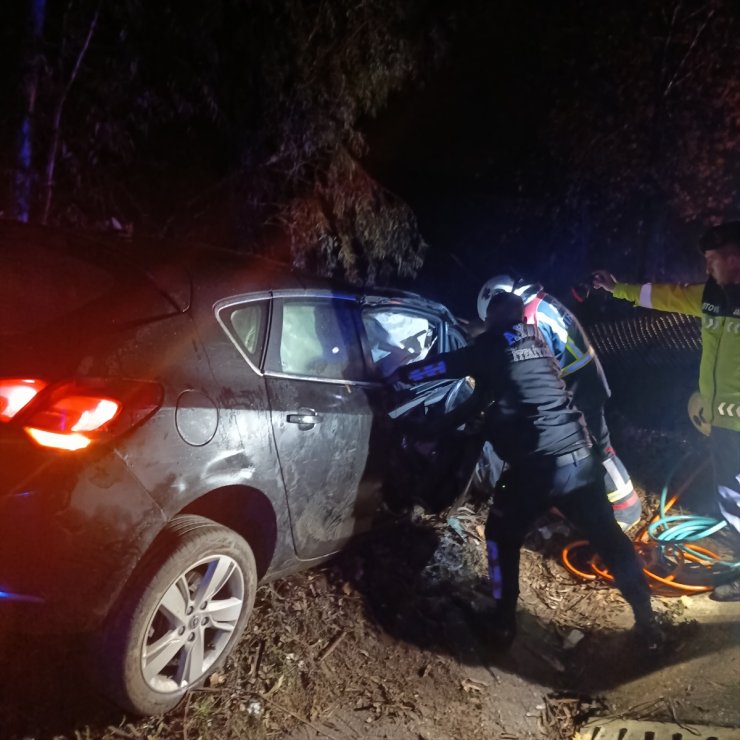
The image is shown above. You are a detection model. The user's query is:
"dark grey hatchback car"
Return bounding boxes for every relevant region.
[0,222,481,715]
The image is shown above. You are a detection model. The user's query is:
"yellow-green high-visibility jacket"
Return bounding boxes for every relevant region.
[613,280,740,432]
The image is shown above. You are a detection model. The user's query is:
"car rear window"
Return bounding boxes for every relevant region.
[221,301,269,367]
[0,232,186,337]
[0,245,114,337]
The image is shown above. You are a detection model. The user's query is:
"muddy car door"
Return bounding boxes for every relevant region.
[359,305,484,513]
[264,293,391,560]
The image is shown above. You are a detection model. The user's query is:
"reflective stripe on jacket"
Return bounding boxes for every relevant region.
[525,292,595,376]
[524,292,610,394]
[613,281,740,432]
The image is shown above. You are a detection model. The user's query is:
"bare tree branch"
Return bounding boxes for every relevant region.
[663,5,715,97]
[40,0,101,224]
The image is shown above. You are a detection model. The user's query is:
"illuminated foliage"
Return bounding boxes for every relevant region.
[2,0,450,282]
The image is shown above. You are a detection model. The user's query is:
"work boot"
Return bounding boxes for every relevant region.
[487,612,517,650]
[634,616,666,653]
[467,607,517,650]
[452,593,517,649]
[711,575,740,602]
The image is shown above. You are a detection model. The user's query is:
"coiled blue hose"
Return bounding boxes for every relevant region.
[561,451,740,591]
[646,455,740,574]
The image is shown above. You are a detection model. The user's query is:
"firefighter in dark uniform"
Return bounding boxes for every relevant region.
[476,275,641,531]
[395,291,660,647]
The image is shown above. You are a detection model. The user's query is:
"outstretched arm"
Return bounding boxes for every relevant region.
[592,269,704,317]
[592,269,617,293]
[390,344,490,437]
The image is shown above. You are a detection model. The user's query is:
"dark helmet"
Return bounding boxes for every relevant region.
[698,221,740,253]
[483,291,525,330]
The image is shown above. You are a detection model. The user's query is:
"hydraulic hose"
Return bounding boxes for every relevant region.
[562,451,740,595]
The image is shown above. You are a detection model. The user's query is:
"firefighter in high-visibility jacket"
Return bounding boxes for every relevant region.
[477,275,641,531]
[593,221,740,601]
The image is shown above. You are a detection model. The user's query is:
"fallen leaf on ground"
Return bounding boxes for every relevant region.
[461,677,488,693]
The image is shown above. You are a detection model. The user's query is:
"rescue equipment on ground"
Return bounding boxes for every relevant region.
[562,450,740,594]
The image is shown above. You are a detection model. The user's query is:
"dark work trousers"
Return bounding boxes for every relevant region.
[710,426,740,538]
[484,449,652,625]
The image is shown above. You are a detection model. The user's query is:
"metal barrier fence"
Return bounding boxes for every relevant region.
[587,311,701,370]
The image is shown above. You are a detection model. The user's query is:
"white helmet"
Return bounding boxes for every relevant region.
[477,274,540,320]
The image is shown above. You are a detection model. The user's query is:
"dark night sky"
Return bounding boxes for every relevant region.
[2,1,734,317]
[360,1,724,316]
[361,11,571,315]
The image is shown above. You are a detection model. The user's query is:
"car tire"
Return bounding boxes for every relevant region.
[90,514,257,716]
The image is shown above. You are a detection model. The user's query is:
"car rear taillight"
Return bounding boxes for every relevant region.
[0,379,48,421]
[0,377,163,451]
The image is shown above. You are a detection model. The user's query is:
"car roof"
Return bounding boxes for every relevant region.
[0,220,456,321]
[182,246,457,322]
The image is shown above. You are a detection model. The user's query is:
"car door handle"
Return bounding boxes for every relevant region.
[287,409,321,426]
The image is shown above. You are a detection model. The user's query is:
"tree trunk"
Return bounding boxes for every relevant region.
[40,2,101,225]
[13,0,47,223]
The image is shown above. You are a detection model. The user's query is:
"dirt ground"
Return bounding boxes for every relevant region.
[2,415,739,740]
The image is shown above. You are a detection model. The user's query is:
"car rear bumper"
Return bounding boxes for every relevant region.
[0,438,165,633]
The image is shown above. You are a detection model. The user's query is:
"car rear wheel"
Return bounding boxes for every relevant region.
[91,515,257,716]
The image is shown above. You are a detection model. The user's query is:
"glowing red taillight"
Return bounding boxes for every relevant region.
[25,395,122,451]
[0,377,163,451]
[0,379,48,421]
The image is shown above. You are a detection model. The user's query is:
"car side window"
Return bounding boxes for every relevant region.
[361,308,439,378]
[265,298,366,381]
[221,300,269,367]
